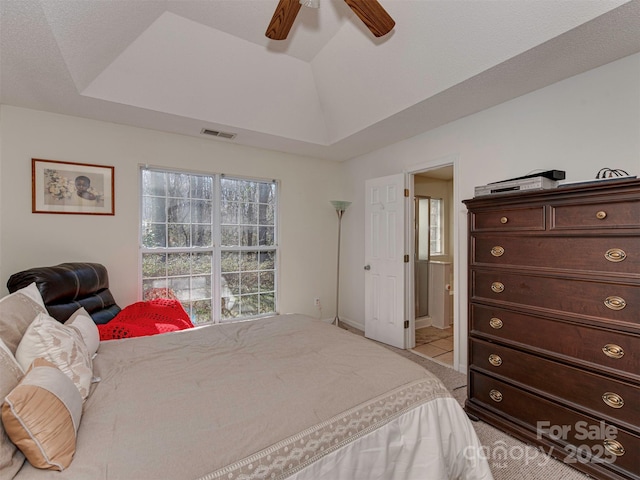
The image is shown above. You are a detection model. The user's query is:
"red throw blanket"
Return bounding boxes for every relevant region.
[98,299,194,340]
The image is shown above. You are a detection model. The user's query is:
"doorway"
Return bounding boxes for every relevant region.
[411,166,454,366]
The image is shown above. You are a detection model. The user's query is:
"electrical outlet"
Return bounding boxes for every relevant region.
[314,297,321,307]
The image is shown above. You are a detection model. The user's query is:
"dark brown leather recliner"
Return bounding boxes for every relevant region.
[7,262,121,324]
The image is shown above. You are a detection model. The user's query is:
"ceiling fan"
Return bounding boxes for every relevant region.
[266,0,395,40]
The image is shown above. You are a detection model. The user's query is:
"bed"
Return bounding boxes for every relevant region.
[1,263,493,480]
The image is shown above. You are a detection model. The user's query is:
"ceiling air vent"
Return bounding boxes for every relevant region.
[200,128,237,140]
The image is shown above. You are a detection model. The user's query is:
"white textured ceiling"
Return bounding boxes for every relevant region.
[1,0,639,161]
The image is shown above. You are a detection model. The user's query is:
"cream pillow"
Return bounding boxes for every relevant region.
[14,282,46,311]
[2,358,82,471]
[0,282,46,355]
[16,313,93,400]
[0,339,25,478]
[65,307,100,357]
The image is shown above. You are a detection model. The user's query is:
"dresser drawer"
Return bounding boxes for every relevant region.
[471,206,545,232]
[470,305,640,379]
[551,200,640,230]
[472,235,640,275]
[470,339,640,429]
[469,371,640,479]
[472,270,640,328]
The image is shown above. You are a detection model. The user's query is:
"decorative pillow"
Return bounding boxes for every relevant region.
[65,307,100,357]
[0,339,25,478]
[13,282,46,311]
[15,313,93,400]
[0,282,46,355]
[2,358,82,471]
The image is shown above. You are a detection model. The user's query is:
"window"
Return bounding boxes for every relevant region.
[429,198,444,256]
[141,168,277,324]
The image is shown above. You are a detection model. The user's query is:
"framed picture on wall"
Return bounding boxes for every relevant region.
[32,158,115,215]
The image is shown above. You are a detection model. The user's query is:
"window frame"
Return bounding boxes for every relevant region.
[139,165,279,324]
[429,197,445,256]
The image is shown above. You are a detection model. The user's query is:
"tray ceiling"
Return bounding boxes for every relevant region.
[1,0,639,160]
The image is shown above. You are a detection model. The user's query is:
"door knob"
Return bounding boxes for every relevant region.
[364,265,371,270]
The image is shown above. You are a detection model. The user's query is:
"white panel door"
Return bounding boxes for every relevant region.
[364,173,406,349]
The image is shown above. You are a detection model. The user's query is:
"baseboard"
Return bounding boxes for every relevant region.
[335,316,364,331]
[317,316,364,331]
[415,316,432,329]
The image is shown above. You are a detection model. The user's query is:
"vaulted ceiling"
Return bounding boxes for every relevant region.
[1,0,639,160]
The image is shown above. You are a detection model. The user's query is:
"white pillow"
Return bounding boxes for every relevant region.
[65,307,100,356]
[0,282,46,355]
[15,282,46,311]
[15,313,93,400]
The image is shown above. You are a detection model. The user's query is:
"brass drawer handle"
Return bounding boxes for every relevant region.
[602,344,625,359]
[491,282,504,293]
[500,217,508,224]
[602,392,624,409]
[603,439,625,457]
[596,211,607,220]
[488,354,502,367]
[491,246,505,257]
[489,317,503,329]
[604,296,626,311]
[604,248,626,263]
[489,389,503,403]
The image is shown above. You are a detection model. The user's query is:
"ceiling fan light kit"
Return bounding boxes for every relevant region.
[266,0,395,40]
[300,0,320,8]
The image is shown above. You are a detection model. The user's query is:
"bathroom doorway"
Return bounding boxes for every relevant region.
[412,167,454,366]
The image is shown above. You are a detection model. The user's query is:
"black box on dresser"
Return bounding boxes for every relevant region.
[463,178,640,480]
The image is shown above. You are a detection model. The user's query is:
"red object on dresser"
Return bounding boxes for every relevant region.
[98,298,194,340]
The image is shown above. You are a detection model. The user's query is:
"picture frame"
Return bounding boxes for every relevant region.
[32,158,115,215]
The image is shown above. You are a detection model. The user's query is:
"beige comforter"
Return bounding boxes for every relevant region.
[14,314,489,480]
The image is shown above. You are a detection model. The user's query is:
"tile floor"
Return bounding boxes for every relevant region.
[411,325,454,366]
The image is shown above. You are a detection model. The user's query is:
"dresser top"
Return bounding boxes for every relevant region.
[464,177,640,208]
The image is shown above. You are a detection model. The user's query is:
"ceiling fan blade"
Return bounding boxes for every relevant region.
[343,0,395,37]
[265,0,302,40]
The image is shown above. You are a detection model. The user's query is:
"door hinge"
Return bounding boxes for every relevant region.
[404,320,410,329]
[404,254,409,263]
[404,188,410,197]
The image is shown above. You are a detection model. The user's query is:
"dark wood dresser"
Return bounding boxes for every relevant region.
[463,178,640,480]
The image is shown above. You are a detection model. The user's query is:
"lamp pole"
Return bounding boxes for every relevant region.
[330,201,351,328]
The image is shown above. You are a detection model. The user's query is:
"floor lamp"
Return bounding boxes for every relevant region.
[330,200,351,328]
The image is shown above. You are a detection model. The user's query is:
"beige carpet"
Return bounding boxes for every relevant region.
[343,325,591,480]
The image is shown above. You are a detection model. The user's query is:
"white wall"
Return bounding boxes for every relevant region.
[0,106,343,319]
[1,53,638,366]
[339,52,640,371]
